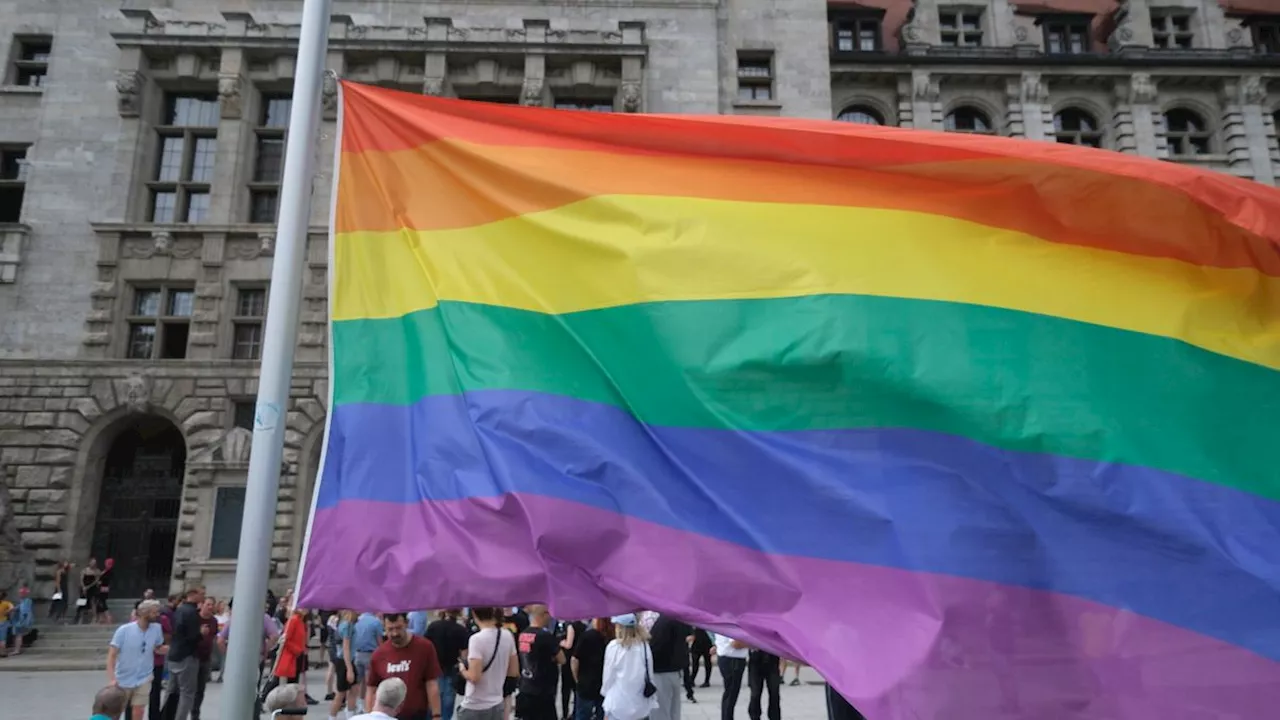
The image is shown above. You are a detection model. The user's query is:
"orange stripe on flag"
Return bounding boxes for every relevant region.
[335,139,1280,275]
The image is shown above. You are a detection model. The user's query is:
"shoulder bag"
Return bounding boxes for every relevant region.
[643,643,657,698]
[454,627,502,697]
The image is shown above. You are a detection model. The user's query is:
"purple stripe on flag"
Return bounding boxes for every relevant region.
[298,494,1280,720]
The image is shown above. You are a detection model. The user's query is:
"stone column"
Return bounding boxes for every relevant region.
[1005,73,1051,140]
[618,22,645,112]
[209,48,249,224]
[1112,73,1160,157]
[188,232,224,361]
[521,20,548,107]
[1220,76,1275,185]
[110,46,155,223]
[422,17,450,97]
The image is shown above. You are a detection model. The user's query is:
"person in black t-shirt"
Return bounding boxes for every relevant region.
[427,609,472,720]
[570,618,609,720]
[516,604,564,720]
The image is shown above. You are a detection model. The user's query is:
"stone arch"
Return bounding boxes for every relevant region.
[943,99,1000,135]
[67,406,189,599]
[1159,101,1218,155]
[832,95,896,126]
[66,373,195,567]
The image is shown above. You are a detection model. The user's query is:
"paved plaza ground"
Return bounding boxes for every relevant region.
[0,664,832,720]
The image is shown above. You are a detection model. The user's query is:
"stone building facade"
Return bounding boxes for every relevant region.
[0,0,1276,601]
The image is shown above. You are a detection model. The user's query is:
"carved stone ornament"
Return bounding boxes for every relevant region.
[422,77,446,97]
[1227,28,1244,46]
[1121,73,1162,105]
[218,74,243,119]
[258,232,276,257]
[123,372,154,414]
[322,72,339,115]
[191,426,253,464]
[1118,26,1133,42]
[620,82,642,113]
[116,70,143,117]
[912,73,939,103]
[1014,26,1028,42]
[904,25,921,43]
[1240,76,1267,106]
[520,77,543,106]
[1022,73,1048,104]
[151,230,174,256]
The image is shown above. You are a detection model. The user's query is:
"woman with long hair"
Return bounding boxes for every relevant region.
[49,561,70,622]
[328,610,359,719]
[75,558,100,624]
[96,558,115,624]
[601,614,657,720]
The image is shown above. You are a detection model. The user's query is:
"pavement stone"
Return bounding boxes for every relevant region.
[0,664,831,720]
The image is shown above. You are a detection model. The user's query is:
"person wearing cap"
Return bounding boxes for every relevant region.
[601,614,658,720]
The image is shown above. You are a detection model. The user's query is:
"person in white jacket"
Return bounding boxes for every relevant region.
[602,614,659,720]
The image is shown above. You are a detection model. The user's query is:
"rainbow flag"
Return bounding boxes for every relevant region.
[299,81,1280,717]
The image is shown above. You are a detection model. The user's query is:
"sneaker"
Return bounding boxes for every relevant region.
[789,678,801,687]
[325,693,336,701]
[306,694,319,705]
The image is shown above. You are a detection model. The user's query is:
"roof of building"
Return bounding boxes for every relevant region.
[829,0,1278,52]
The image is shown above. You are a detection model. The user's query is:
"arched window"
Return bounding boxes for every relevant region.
[1164,108,1211,157]
[944,106,995,135]
[837,106,884,125]
[1054,108,1103,148]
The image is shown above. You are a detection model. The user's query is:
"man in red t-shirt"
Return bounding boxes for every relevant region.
[365,612,443,720]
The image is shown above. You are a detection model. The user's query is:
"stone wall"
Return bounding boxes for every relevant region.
[0,360,326,598]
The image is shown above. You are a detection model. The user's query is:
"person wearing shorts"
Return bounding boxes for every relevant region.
[329,610,358,719]
[108,600,166,720]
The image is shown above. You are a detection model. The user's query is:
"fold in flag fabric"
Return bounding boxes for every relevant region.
[299,81,1280,719]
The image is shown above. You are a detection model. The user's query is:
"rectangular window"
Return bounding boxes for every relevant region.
[125,284,193,360]
[209,487,247,559]
[1252,19,1280,54]
[1042,16,1091,54]
[736,52,775,102]
[232,286,267,360]
[149,94,218,224]
[831,15,882,53]
[249,95,290,224]
[0,146,28,223]
[553,99,614,112]
[9,36,51,87]
[1151,8,1194,49]
[939,9,984,47]
[232,400,256,431]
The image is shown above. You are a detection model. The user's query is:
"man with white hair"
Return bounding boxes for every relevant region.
[352,677,407,720]
[265,684,302,714]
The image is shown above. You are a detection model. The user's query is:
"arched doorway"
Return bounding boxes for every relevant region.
[88,415,186,598]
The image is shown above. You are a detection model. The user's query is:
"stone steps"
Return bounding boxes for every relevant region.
[0,622,116,672]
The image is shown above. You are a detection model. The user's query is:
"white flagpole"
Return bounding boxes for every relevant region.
[221,0,332,716]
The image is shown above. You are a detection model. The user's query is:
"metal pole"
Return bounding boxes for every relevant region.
[221,0,332,716]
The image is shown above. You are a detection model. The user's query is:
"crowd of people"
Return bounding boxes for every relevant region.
[90,585,867,720]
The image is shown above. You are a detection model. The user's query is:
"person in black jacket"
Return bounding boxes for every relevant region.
[162,586,206,720]
[649,614,695,720]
